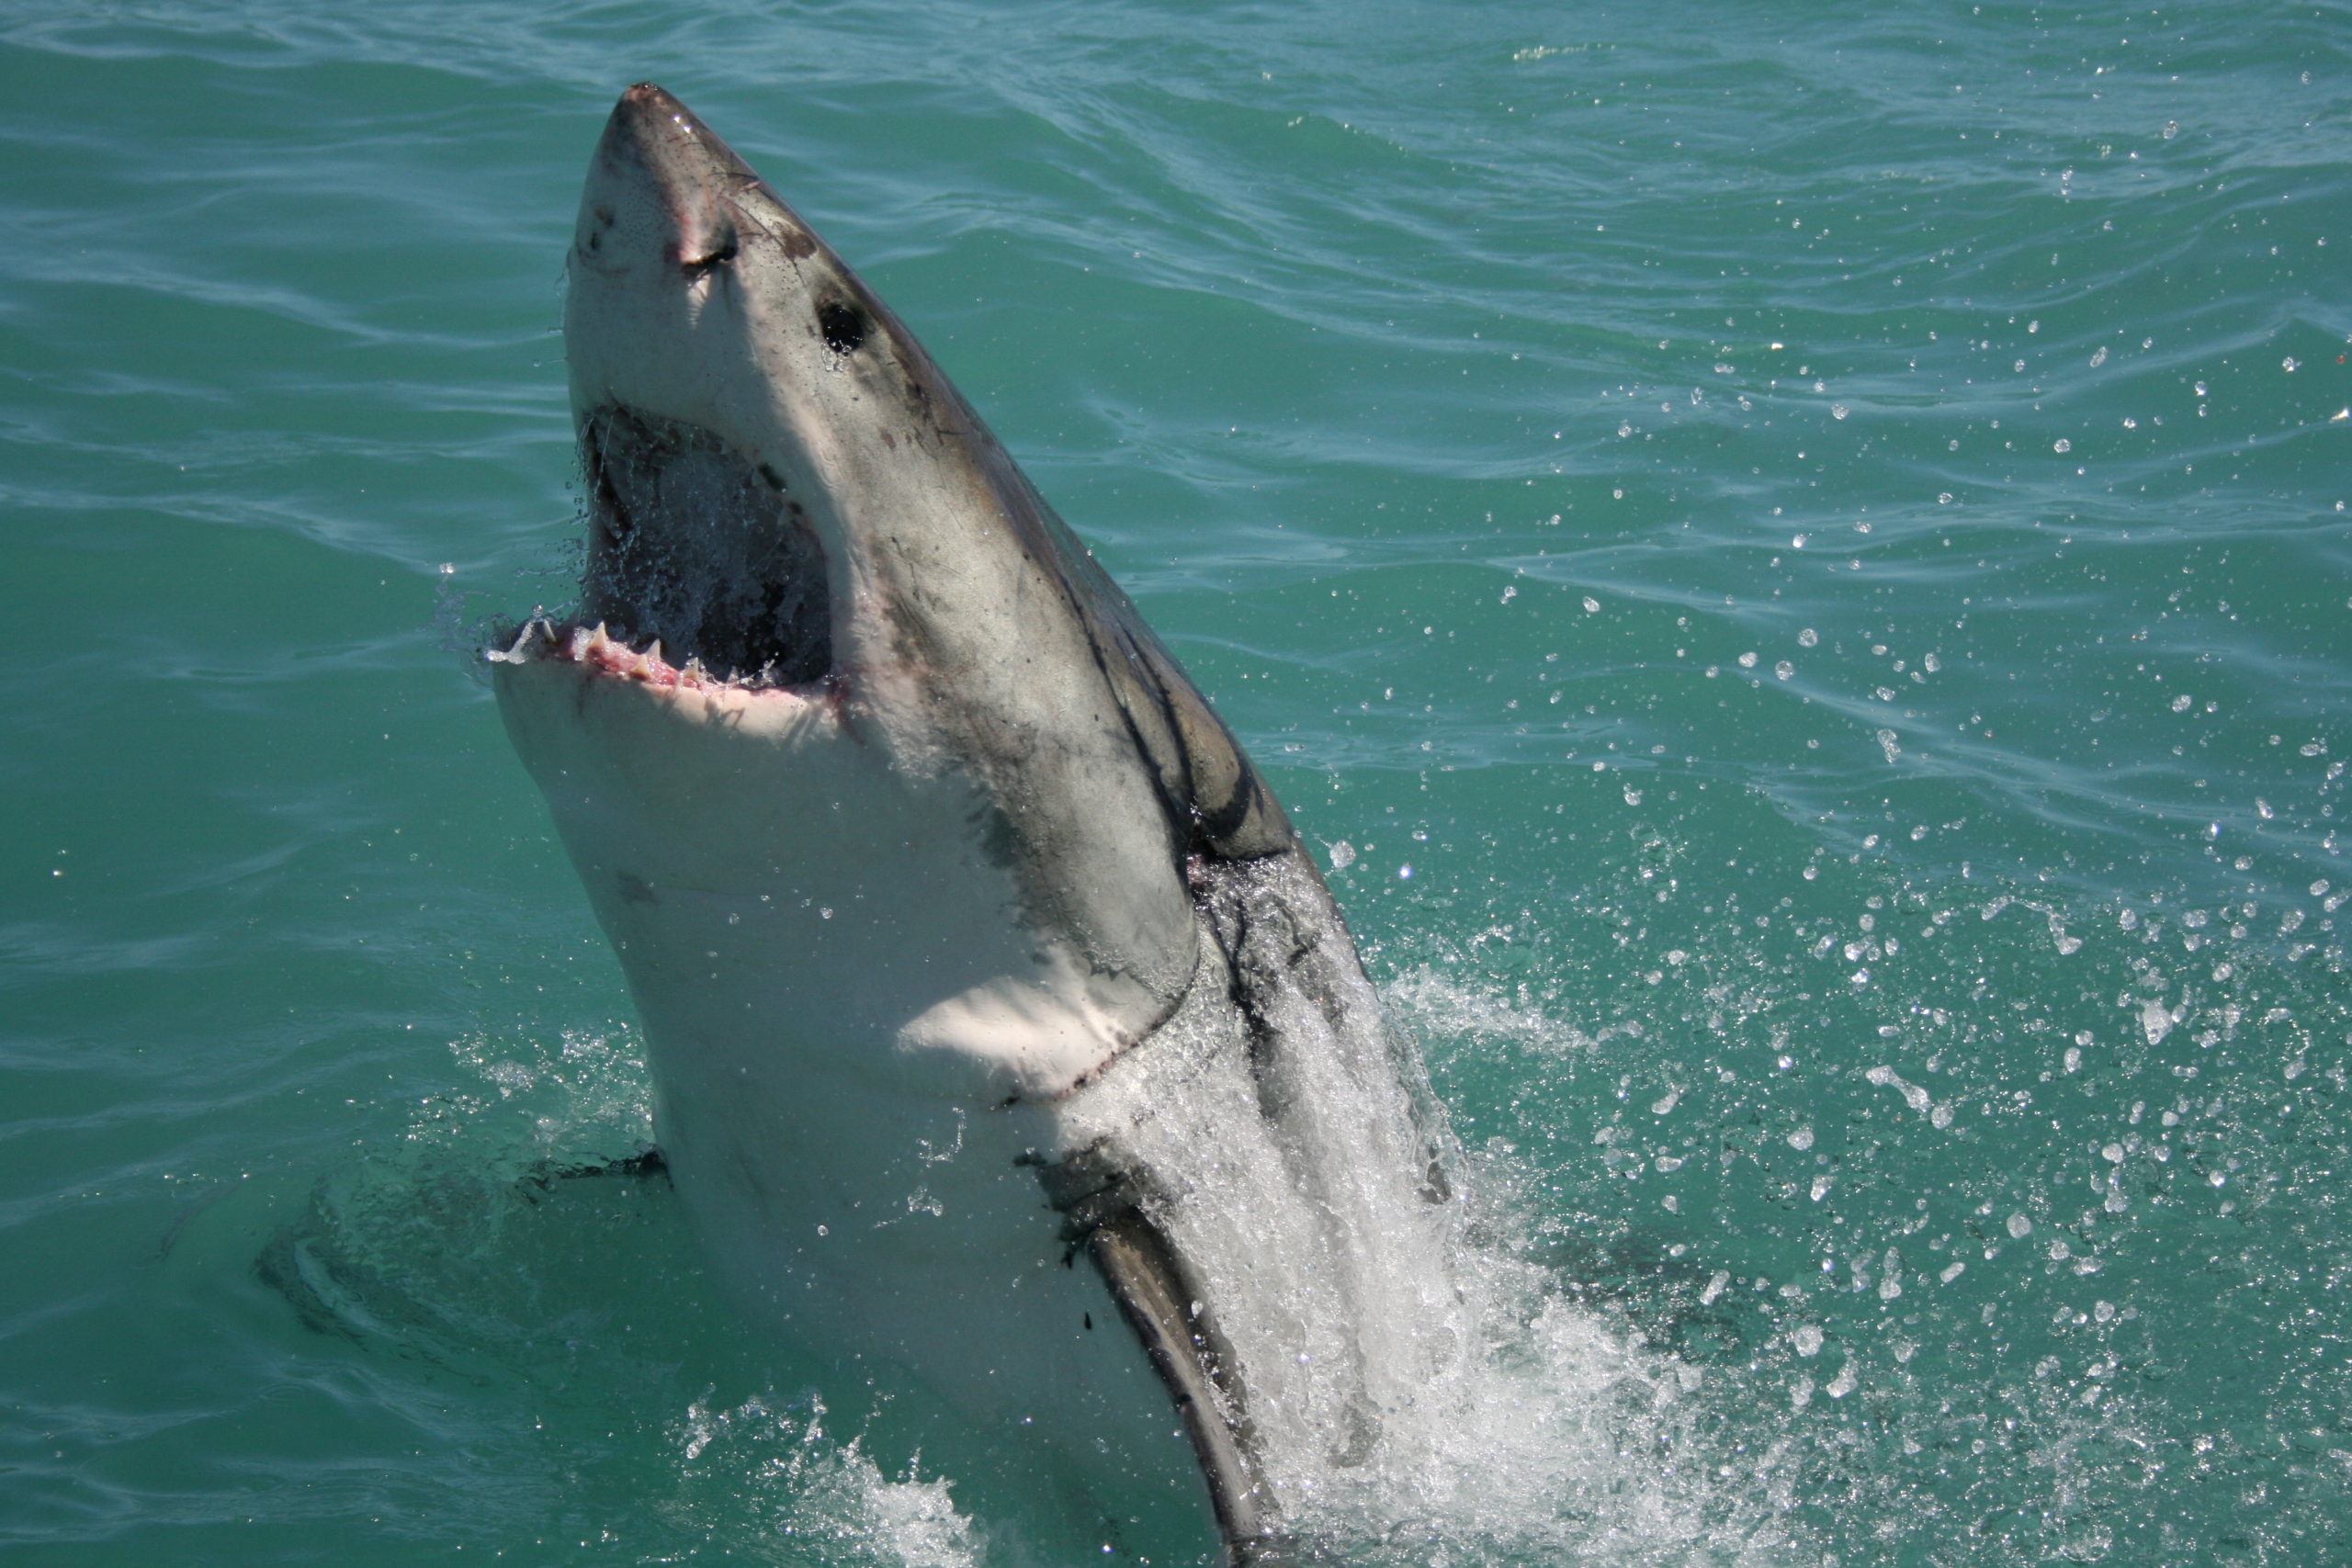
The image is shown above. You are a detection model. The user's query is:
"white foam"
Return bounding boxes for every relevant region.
[1051,886,1800,1564]
[674,1395,983,1568]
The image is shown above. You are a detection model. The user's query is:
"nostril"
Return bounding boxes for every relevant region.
[682,230,739,279]
[818,300,868,356]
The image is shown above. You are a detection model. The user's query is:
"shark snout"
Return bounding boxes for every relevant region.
[577,82,760,280]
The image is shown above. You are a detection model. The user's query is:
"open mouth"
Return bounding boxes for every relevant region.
[502,404,833,694]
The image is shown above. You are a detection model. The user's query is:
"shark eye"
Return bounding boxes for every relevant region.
[818,300,868,356]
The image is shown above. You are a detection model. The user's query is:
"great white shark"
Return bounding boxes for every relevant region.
[491,84,1460,1562]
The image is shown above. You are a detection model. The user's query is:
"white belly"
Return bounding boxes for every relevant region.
[494,654,1215,1537]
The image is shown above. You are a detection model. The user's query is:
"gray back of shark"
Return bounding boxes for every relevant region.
[492,84,1460,1562]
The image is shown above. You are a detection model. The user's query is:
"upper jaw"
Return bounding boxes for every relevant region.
[553,89,845,698]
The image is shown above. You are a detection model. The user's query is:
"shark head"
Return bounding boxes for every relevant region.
[492,85,1294,1103]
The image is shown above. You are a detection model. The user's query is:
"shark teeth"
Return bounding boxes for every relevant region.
[489,615,815,698]
[485,616,560,664]
[568,623,684,686]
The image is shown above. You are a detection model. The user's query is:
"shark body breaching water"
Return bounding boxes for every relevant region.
[491,84,1461,1562]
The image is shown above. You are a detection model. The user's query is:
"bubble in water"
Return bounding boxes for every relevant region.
[2007,1213,2034,1239]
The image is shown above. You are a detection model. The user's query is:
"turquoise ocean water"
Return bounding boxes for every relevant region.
[5,4,2349,1562]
